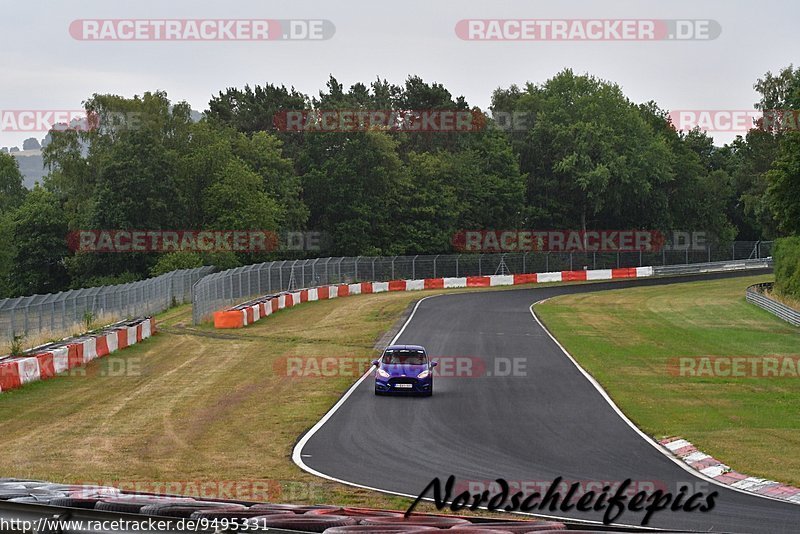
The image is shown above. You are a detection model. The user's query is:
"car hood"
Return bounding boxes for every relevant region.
[380,363,428,377]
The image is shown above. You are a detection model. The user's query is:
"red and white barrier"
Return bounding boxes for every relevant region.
[0,317,156,394]
[213,265,656,329]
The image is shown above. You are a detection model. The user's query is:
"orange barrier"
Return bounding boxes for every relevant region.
[612,267,637,278]
[388,280,406,291]
[561,270,588,282]
[96,336,110,357]
[424,278,444,289]
[214,310,245,329]
[466,276,491,287]
[513,273,538,284]
[0,361,21,391]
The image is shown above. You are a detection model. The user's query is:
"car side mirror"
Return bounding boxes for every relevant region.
[430,361,439,367]
[371,360,380,367]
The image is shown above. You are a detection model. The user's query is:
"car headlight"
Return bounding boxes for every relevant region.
[417,370,430,379]
[377,368,390,378]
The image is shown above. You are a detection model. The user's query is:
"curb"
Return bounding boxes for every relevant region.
[660,437,800,504]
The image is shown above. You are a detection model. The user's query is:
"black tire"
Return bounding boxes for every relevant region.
[47,497,100,509]
[451,522,567,533]
[250,503,340,514]
[191,509,293,520]
[306,508,402,518]
[249,514,358,532]
[140,505,215,519]
[95,497,192,514]
[324,526,438,534]
[140,501,245,517]
[0,492,36,500]
[360,517,470,528]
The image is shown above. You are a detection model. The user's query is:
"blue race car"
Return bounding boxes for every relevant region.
[372,344,438,396]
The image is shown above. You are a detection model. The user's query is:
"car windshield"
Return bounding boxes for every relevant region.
[382,350,427,365]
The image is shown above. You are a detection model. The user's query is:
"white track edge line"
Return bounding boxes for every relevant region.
[291,293,660,529]
[530,297,797,508]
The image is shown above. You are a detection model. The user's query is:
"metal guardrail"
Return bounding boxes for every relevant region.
[192,244,775,325]
[0,266,216,341]
[746,282,800,327]
[653,258,773,276]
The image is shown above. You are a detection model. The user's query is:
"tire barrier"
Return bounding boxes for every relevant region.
[0,317,156,394]
[449,521,566,532]
[360,516,471,528]
[190,508,295,519]
[213,268,656,329]
[248,514,359,532]
[250,503,343,514]
[323,526,439,534]
[660,437,800,504]
[308,507,404,517]
[1,478,687,533]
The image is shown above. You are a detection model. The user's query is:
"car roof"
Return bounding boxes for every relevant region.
[385,344,426,352]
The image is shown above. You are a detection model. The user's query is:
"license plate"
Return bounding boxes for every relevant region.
[394,383,413,388]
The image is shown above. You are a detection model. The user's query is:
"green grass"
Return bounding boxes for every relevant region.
[535,274,800,486]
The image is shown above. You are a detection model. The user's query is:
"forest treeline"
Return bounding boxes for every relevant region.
[0,67,798,298]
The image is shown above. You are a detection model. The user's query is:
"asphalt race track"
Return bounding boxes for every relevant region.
[297,270,800,533]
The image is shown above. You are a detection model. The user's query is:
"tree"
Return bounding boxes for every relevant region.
[0,154,27,296]
[0,152,26,213]
[496,70,672,232]
[150,252,204,277]
[8,187,69,296]
[722,65,800,239]
[765,132,800,235]
[303,130,407,255]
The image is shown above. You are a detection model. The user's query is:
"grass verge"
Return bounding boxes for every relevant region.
[535,274,800,486]
[0,289,496,513]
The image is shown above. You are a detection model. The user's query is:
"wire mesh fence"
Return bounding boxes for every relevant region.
[0,266,215,342]
[192,241,773,324]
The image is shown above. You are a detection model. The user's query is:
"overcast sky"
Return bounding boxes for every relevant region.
[2,0,798,147]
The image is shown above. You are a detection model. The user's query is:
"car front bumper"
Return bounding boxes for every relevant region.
[375,376,432,394]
